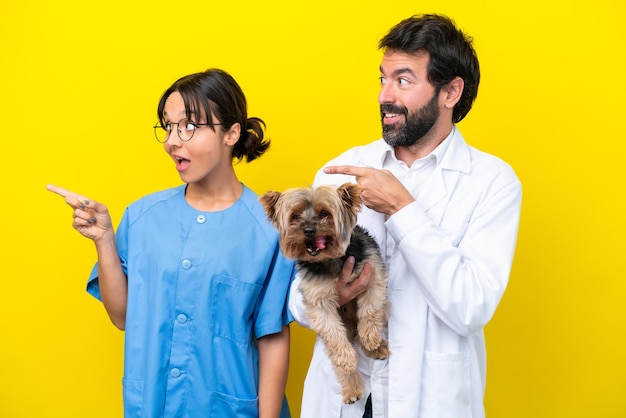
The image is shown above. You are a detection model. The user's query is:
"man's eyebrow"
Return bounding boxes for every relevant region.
[379,65,417,78]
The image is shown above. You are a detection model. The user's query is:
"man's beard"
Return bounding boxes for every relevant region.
[381,93,440,147]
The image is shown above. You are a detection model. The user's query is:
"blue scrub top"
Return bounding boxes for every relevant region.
[87,184,295,417]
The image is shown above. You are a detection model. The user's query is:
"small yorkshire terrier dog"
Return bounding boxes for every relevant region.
[260,183,389,404]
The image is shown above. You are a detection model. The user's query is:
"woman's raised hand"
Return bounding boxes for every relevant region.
[46,184,114,242]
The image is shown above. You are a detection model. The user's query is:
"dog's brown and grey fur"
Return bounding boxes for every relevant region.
[260,183,389,404]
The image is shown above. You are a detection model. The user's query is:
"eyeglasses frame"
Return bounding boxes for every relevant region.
[153,118,224,143]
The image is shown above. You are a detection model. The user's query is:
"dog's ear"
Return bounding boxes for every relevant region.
[337,183,364,216]
[259,191,282,224]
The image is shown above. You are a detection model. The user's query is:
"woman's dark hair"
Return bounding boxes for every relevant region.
[379,14,480,123]
[156,68,269,162]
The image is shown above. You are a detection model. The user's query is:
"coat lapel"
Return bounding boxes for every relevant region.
[417,127,471,225]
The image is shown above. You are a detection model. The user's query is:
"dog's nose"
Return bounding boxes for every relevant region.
[303,227,316,238]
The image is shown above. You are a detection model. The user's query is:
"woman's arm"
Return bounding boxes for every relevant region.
[93,230,128,329]
[47,184,128,329]
[257,325,290,418]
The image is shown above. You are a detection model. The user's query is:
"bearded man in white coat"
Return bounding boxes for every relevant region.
[288,14,522,418]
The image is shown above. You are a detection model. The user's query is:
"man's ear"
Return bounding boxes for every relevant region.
[442,76,464,109]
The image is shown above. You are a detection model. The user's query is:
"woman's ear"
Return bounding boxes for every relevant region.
[442,76,464,109]
[224,122,241,146]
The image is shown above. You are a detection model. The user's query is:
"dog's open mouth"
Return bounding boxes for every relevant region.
[305,236,327,256]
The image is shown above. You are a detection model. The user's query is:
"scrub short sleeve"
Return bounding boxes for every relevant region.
[86,207,130,301]
[254,248,296,339]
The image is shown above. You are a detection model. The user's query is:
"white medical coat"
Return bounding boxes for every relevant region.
[289,127,522,418]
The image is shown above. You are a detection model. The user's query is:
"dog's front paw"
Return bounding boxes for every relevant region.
[358,328,383,352]
[332,347,358,372]
[341,377,363,404]
[363,339,390,360]
[372,339,390,359]
[342,390,362,405]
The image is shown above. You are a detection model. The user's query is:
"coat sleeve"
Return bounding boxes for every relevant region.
[387,163,522,336]
[287,272,310,327]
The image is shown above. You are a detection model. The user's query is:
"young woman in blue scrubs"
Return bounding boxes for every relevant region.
[47,68,295,418]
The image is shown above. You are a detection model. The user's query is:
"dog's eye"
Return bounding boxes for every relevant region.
[290,213,301,222]
[318,210,329,219]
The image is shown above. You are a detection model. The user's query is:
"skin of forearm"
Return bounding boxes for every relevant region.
[258,325,290,418]
[94,234,128,330]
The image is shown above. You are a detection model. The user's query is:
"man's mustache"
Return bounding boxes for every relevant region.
[380,104,408,116]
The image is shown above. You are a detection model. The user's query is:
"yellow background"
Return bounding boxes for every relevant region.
[1,0,625,417]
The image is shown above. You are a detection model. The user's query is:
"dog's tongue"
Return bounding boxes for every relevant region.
[314,236,326,250]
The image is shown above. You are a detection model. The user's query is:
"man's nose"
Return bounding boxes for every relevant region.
[378,82,395,104]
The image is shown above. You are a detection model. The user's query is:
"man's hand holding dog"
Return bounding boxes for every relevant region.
[323,165,414,216]
[336,256,375,307]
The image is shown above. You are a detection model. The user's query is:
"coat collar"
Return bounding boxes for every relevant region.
[356,126,470,215]
[357,125,471,175]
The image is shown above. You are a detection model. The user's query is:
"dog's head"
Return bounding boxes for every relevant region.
[259,183,363,262]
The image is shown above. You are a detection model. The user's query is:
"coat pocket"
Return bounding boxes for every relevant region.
[209,391,258,417]
[211,274,262,344]
[418,351,471,418]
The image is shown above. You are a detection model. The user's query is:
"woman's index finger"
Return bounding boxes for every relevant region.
[46,184,82,201]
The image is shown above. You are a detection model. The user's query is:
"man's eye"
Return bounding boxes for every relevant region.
[399,78,409,86]
[379,76,387,85]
